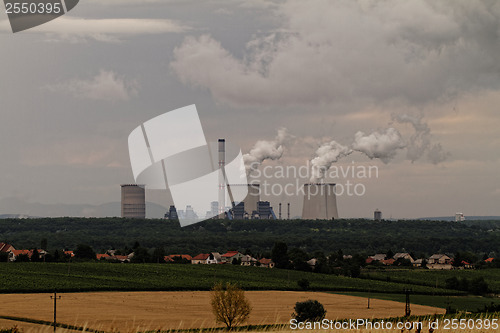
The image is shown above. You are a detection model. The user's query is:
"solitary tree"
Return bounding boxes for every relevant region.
[292,300,326,322]
[210,282,251,329]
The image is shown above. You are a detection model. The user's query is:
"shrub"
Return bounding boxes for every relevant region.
[292,299,326,322]
[297,278,310,290]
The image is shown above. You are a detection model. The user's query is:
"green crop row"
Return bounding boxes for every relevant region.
[0,262,461,295]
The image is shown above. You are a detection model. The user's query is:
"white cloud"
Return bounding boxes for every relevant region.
[0,16,190,42]
[45,70,138,102]
[170,0,500,108]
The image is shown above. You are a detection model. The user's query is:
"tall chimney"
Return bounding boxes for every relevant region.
[218,139,225,217]
[287,202,290,220]
[279,203,282,219]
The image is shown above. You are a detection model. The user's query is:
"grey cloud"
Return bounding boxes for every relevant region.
[0,17,190,42]
[45,70,138,102]
[170,0,500,107]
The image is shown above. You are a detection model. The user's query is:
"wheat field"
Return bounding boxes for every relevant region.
[0,291,445,332]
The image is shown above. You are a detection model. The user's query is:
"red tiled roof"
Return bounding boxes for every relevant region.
[259,258,273,265]
[485,257,495,263]
[365,258,374,264]
[164,254,193,262]
[461,260,470,265]
[222,251,239,258]
[192,253,210,260]
[114,255,129,260]
[12,249,31,257]
[381,259,395,265]
[64,251,75,257]
[97,254,111,260]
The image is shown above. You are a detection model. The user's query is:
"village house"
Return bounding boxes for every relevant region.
[164,254,192,263]
[427,254,453,270]
[221,251,244,264]
[191,252,222,264]
[393,253,415,263]
[240,254,258,266]
[381,258,395,266]
[191,253,209,264]
[412,258,423,267]
[8,249,31,261]
[307,258,317,269]
[259,258,275,268]
[460,260,473,269]
[8,249,47,262]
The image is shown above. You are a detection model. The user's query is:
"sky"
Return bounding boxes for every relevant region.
[0,0,499,219]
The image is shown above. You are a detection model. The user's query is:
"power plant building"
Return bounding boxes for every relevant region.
[228,184,260,217]
[302,183,338,220]
[121,184,146,218]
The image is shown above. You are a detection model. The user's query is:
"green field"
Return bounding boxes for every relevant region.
[334,291,500,313]
[362,269,500,293]
[0,262,460,295]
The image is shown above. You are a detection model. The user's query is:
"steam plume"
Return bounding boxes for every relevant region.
[243,128,293,175]
[392,114,449,164]
[352,128,406,163]
[310,141,352,182]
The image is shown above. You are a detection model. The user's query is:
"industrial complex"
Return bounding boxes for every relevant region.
[122,138,344,221]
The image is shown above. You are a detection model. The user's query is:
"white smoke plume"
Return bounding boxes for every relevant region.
[352,128,406,164]
[243,128,294,175]
[392,114,449,164]
[310,141,352,182]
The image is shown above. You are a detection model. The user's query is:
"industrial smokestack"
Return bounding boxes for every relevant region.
[218,139,225,217]
[287,202,290,220]
[302,183,338,220]
[279,203,282,220]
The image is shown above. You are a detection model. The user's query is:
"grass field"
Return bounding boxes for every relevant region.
[334,291,500,313]
[0,291,445,331]
[0,262,461,295]
[362,268,500,293]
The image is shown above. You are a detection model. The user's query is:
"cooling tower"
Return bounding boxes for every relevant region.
[121,184,146,218]
[228,184,260,215]
[302,183,338,220]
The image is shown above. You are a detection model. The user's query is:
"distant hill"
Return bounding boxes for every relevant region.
[418,216,500,221]
[0,197,167,219]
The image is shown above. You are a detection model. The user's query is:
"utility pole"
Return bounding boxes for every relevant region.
[367,289,371,309]
[404,288,412,317]
[50,291,61,333]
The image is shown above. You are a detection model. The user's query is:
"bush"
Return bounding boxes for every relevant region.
[292,300,326,322]
[297,278,310,290]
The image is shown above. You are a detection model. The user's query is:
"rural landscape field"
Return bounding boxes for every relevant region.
[0,261,497,332]
[0,218,499,332]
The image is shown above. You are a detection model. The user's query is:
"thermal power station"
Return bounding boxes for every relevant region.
[302,183,338,220]
[121,184,146,218]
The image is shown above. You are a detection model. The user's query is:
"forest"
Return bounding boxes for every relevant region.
[0,217,498,257]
